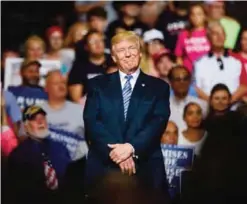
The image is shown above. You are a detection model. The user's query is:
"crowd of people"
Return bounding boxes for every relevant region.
[1,1,247,204]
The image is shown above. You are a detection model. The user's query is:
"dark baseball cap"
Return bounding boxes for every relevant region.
[20,60,41,71]
[23,105,46,122]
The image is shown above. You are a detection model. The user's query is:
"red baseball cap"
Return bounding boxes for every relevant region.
[46,26,63,39]
[152,48,173,65]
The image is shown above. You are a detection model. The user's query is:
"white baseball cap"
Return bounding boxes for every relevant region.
[143,29,164,43]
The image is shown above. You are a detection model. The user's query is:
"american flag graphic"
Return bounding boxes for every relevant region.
[43,154,58,190]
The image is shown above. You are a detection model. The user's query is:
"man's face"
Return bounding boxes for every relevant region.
[89,16,107,33]
[112,39,141,74]
[156,55,173,78]
[122,4,141,17]
[87,33,105,56]
[170,68,191,97]
[161,121,178,145]
[46,72,67,100]
[210,90,231,112]
[209,25,226,49]
[207,2,225,20]
[49,31,63,51]
[241,31,247,52]
[25,113,49,139]
[27,41,44,60]
[21,65,40,86]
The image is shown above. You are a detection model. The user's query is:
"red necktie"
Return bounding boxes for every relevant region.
[42,153,58,190]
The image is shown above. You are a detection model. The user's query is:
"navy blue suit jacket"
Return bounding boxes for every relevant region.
[83,71,170,192]
[8,138,71,204]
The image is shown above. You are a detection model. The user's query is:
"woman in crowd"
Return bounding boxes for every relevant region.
[24,35,46,61]
[160,121,178,145]
[45,26,64,61]
[141,29,166,76]
[232,29,247,102]
[175,3,210,73]
[68,30,116,103]
[61,22,89,73]
[179,102,207,156]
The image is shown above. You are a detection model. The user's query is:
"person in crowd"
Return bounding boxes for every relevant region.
[141,29,166,76]
[1,89,22,138]
[8,60,48,110]
[68,30,116,103]
[107,1,147,40]
[204,0,241,49]
[61,22,89,74]
[7,105,71,204]
[175,3,210,73]
[83,31,171,202]
[156,1,189,52]
[181,87,247,204]
[75,1,117,26]
[204,83,243,141]
[231,29,247,102]
[45,26,64,60]
[160,121,178,145]
[179,102,207,156]
[152,48,176,83]
[1,92,18,156]
[169,65,207,133]
[41,70,88,161]
[140,1,166,29]
[24,35,46,61]
[194,22,247,103]
[1,49,20,84]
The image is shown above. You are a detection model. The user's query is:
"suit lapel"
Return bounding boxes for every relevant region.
[106,72,125,129]
[126,71,147,123]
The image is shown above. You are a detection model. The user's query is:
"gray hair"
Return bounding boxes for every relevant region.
[207,21,225,36]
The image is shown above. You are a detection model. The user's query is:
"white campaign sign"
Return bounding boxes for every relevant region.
[4,57,61,89]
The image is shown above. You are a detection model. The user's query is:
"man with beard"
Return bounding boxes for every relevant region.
[8,60,48,110]
[7,105,71,204]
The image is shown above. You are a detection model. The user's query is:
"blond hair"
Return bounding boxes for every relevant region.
[24,35,46,56]
[64,22,88,48]
[111,31,141,51]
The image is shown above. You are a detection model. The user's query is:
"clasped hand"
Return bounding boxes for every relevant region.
[108,143,136,176]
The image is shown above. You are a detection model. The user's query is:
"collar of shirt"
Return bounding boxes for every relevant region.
[119,68,140,89]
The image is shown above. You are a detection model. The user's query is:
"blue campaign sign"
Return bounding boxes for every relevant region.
[161,144,194,198]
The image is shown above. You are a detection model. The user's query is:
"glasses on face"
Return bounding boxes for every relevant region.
[216,57,224,70]
[171,76,191,82]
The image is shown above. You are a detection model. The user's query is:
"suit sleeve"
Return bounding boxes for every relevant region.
[83,80,116,162]
[128,82,170,158]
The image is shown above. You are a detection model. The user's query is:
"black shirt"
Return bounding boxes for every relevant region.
[68,54,114,95]
[156,10,188,52]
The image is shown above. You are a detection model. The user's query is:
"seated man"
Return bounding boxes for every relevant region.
[7,105,71,204]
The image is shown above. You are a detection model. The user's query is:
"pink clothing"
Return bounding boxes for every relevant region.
[231,52,247,75]
[1,126,18,156]
[175,29,210,73]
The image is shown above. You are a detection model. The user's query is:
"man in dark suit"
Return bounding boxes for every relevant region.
[83,31,171,199]
[7,105,71,204]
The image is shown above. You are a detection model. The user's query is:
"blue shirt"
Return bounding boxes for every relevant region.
[3,90,22,123]
[8,86,48,110]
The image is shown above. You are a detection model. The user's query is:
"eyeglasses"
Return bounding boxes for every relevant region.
[171,76,191,82]
[216,57,224,70]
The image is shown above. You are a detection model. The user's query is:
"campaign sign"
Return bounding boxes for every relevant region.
[4,57,61,89]
[161,144,194,198]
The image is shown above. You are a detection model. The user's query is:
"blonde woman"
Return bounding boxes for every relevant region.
[24,35,46,61]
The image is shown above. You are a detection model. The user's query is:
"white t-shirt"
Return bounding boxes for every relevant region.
[178,132,207,155]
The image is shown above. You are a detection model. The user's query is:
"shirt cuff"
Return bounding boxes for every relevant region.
[126,143,138,159]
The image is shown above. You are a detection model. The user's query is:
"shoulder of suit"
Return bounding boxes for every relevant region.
[142,72,169,89]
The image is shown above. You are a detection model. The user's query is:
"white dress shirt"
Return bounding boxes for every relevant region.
[194,53,242,95]
[119,68,140,90]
